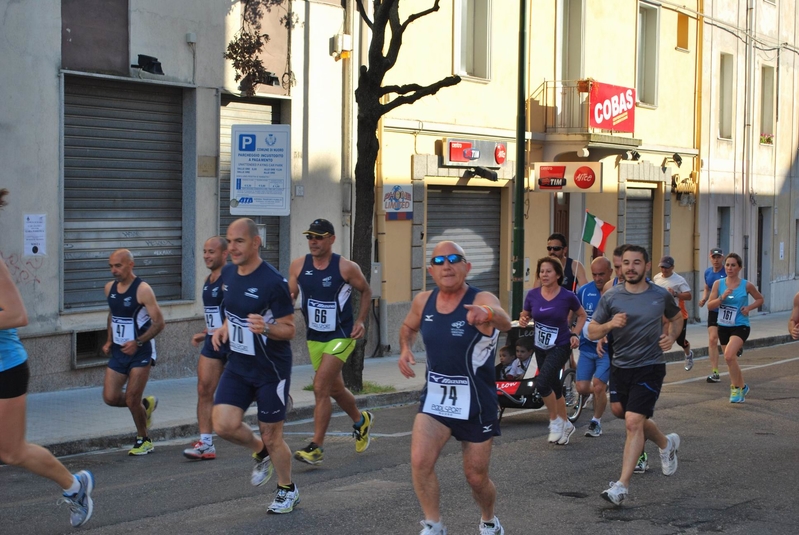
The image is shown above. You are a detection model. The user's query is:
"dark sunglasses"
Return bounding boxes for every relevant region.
[546,246,564,252]
[431,254,466,266]
[305,234,328,240]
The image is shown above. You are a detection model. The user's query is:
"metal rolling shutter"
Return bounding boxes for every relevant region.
[425,186,501,294]
[219,98,280,266]
[625,188,654,259]
[63,76,183,308]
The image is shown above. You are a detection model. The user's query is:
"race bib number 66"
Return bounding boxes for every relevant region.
[422,371,471,420]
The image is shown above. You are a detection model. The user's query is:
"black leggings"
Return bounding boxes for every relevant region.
[534,345,571,399]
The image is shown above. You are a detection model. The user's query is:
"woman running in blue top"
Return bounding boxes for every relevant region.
[706,253,764,403]
[0,189,94,527]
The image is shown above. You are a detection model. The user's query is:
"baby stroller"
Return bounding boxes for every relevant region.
[496,326,584,423]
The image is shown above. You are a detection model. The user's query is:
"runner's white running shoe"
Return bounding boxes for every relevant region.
[660,433,680,476]
[601,481,628,505]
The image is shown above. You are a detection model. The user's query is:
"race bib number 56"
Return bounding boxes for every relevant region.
[422,371,471,420]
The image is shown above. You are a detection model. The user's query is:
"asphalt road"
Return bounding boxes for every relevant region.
[3,343,799,534]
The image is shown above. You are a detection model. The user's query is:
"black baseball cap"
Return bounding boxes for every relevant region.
[303,218,335,237]
[710,248,723,257]
[658,255,675,268]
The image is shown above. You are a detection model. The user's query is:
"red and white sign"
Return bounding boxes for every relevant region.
[494,144,507,165]
[449,141,476,163]
[589,82,636,134]
[531,162,602,193]
[573,166,596,189]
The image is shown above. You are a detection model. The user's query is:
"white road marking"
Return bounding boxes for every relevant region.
[665,356,799,386]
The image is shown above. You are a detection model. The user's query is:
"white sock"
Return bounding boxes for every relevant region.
[200,434,213,445]
[481,516,498,526]
[63,475,81,495]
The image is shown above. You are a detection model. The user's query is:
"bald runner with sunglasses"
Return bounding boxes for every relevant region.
[399,241,511,535]
[287,219,374,465]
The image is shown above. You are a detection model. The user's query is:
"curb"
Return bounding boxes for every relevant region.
[45,389,424,458]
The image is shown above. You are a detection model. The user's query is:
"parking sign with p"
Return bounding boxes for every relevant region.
[238,134,256,151]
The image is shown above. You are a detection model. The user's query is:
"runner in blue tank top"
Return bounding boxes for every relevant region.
[399,240,511,535]
[698,247,727,383]
[706,253,764,403]
[102,249,164,456]
[0,188,95,527]
[184,236,229,461]
[576,256,613,438]
[211,218,299,514]
[288,218,374,466]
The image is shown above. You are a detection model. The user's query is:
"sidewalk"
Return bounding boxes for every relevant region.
[26,311,794,456]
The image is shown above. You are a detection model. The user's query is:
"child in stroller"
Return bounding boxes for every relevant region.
[496,325,583,423]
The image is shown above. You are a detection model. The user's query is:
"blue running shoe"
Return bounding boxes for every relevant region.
[58,470,94,527]
[742,384,750,397]
[730,386,744,403]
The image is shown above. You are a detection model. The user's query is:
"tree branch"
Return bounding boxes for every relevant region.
[401,0,441,32]
[380,83,425,96]
[382,75,461,113]
[355,0,373,30]
[383,2,403,71]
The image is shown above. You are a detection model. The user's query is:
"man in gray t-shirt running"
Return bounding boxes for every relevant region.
[588,245,683,506]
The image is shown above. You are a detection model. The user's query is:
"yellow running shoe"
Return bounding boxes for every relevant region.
[129,437,154,455]
[353,410,374,453]
[144,396,158,429]
[293,442,324,465]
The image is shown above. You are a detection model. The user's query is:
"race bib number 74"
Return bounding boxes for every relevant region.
[422,371,471,420]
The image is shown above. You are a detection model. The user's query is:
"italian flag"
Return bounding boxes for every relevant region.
[581,212,615,252]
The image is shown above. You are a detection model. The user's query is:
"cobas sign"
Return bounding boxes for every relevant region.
[589,82,636,134]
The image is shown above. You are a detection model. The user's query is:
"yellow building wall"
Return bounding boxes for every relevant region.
[383,0,518,131]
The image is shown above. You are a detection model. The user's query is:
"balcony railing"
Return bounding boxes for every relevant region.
[543,80,590,133]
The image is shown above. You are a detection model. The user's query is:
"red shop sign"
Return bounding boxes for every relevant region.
[589,82,636,134]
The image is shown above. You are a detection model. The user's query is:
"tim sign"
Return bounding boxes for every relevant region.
[531,162,602,193]
[589,82,636,134]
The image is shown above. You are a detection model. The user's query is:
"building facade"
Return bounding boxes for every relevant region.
[698,0,799,315]
[5,1,796,393]
[0,0,352,391]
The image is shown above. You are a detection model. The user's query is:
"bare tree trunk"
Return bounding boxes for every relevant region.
[343,114,380,392]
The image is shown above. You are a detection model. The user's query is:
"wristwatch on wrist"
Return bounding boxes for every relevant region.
[570,332,579,338]
[135,338,144,347]
[262,323,270,335]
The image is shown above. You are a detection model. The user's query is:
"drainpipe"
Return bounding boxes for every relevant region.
[341,1,356,259]
[692,0,704,321]
[741,0,754,278]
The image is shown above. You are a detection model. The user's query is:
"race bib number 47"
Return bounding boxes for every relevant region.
[422,371,471,420]
[111,317,135,345]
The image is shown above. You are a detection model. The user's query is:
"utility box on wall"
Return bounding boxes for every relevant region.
[371,262,382,298]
